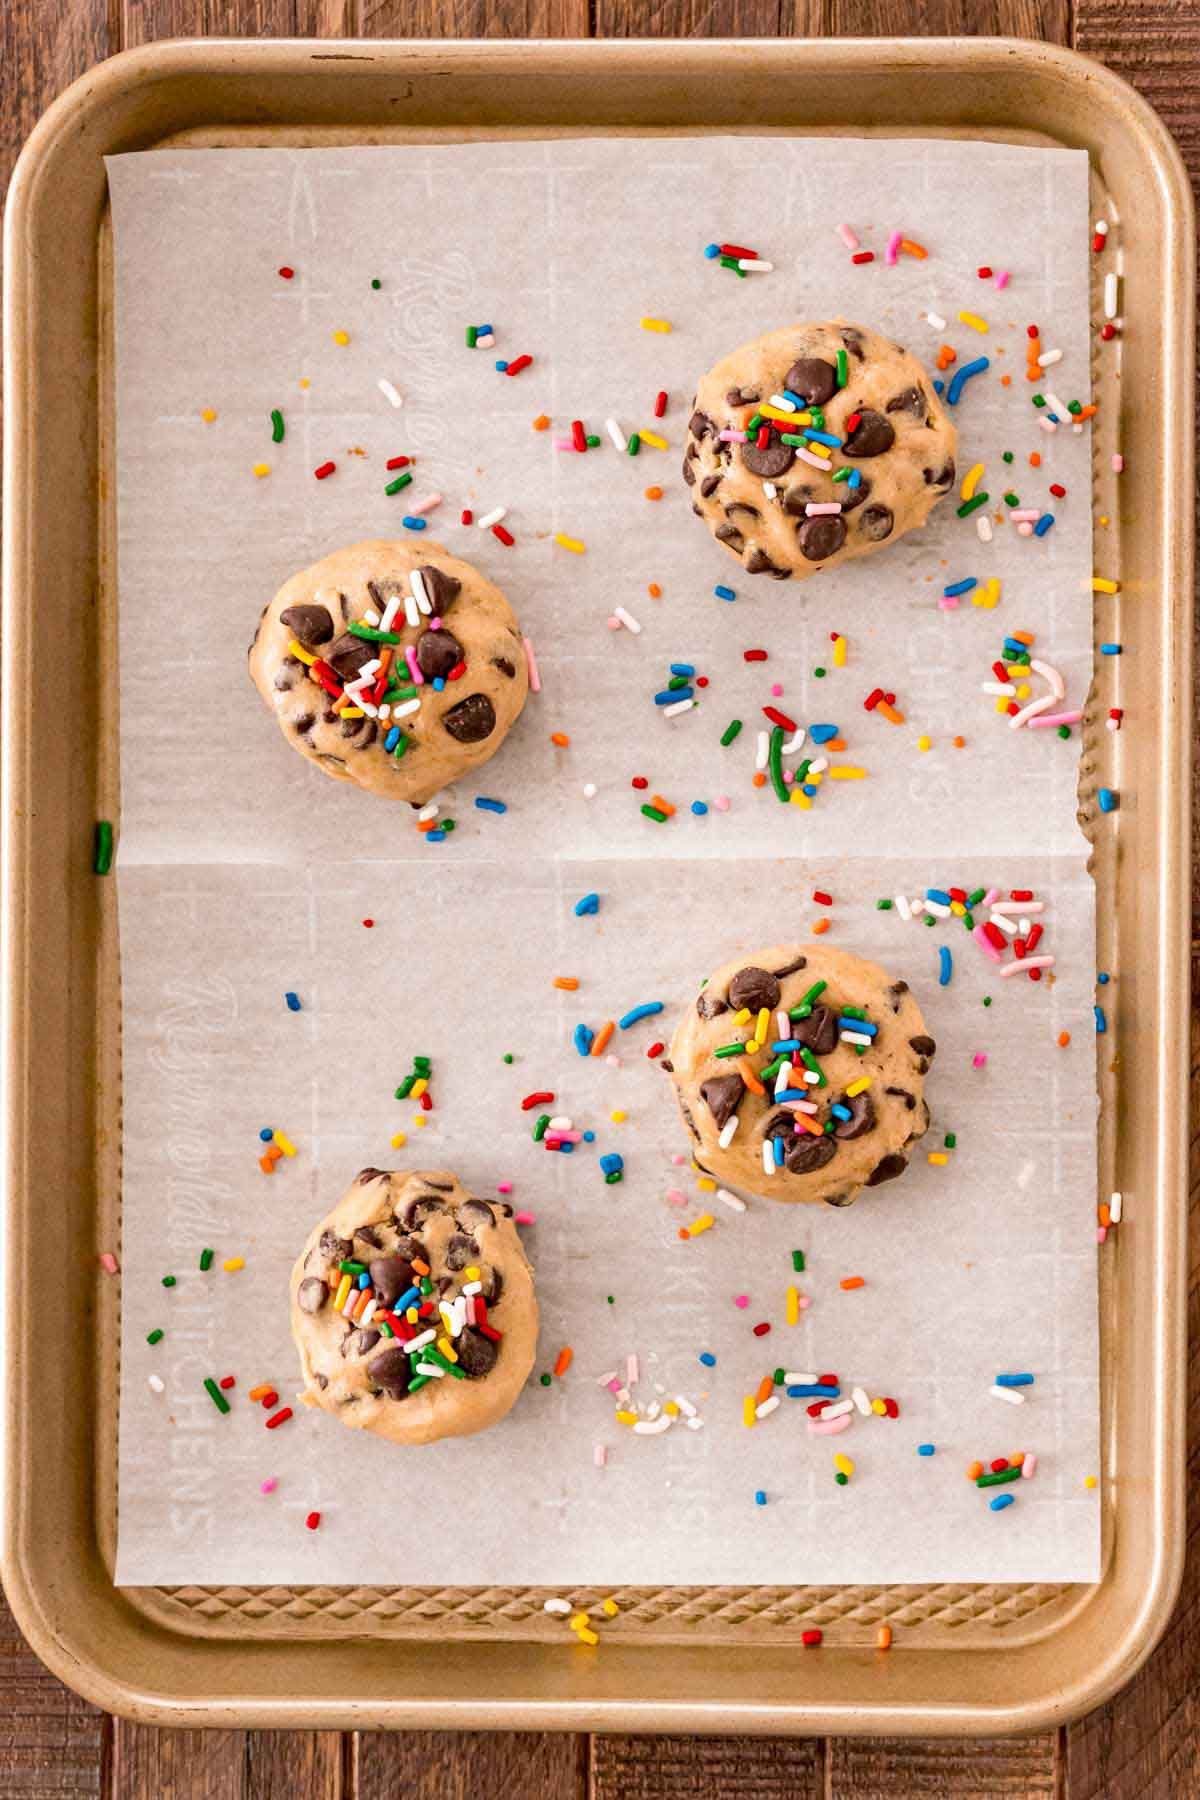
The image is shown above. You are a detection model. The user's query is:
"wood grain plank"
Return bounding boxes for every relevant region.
[591,1735,823,1798]
[354,1730,586,1800]
[247,1732,347,1797]
[593,0,783,38]
[791,0,1069,33]
[0,1587,105,1797]
[109,1724,247,1800]
[122,0,302,47]
[0,0,111,223]
[830,1734,1061,1796]
[361,0,589,34]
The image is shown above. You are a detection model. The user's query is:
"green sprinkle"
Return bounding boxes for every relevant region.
[199,1248,214,1271]
[721,719,743,747]
[747,413,764,432]
[627,433,641,456]
[758,1055,786,1081]
[640,803,667,822]
[836,348,848,388]
[842,1005,866,1020]
[792,1250,805,1272]
[925,914,936,926]
[983,995,992,1006]
[147,1329,163,1346]
[1002,450,1014,463]
[967,888,986,907]
[668,675,690,691]
[442,819,456,832]
[533,1113,550,1142]
[162,1275,176,1288]
[348,622,402,643]
[962,912,975,930]
[93,820,114,875]
[1032,393,1046,408]
[379,1320,394,1337]
[831,466,851,483]
[385,471,413,496]
[540,1372,552,1386]
[794,758,811,784]
[780,433,807,447]
[1068,399,1083,415]
[204,1378,230,1415]
[945,1132,957,1149]
[1003,492,1020,507]
[270,408,285,443]
[768,726,788,803]
[793,980,827,1012]
[414,1055,432,1070]
[395,1076,415,1100]
[976,1466,1021,1489]
[714,1042,746,1059]
[604,1171,623,1184]
[371,278,381,289]
[466,326,478,348]
[607,1295,615,1304]
[1058,725,1071,739]
[810,410,825,429]
[957,492,989,518]
[392,734,409,760]
[338,1259,366,1275]
[835,1471,849,1486]
[876,898,893,910]
[428,1348,466,1380]
[585,434,601,447]
[813,666,826,679]
[719,256,747,277]
[407,1373,432,1393]
[799,1046,826,1087]
[773,1368,785,1385]
[503,1052,514,1064]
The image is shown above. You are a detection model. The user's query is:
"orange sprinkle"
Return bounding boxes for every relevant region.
[1098,1202,1112,1227]
[876,701,905,726]
[840,1276,865,1291]
[590,1020,615,1058]
[553,977,580,991]
[554,1346,573,1377]
[644,486,663,501]
[752,771,767,788]
[826,737,847,752]
[1011,630,1036,645]
[952,735,966,748]
[647,582,662,597]
[1000,374,1012,387]
[258,1155,276,1174]
[1057,1031,1071,1047]
[411,1259,430,1276]
[935,345,957,370]
[416,818,438,833]
[248,1384,273,1401]
[264,1143,283,1162]
[550,731,570,747]
[677,1227,690,1240]
[650,794,676,817]
[1075,403,1098,421]
[1025,365,1041,382]
[533,414,551,431]
[794,1113,824,1136]
[755,1375,774,1405]
[738,1058,766,1097]
[1010,1451,1026,1467]
[812,918,831,935]
[967,1460,983,1481]
[876,1625,893,1651]
[899,238,927,259]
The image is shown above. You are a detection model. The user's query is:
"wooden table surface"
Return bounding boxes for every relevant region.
[2,1,1196,1795]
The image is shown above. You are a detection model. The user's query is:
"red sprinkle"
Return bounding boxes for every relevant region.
[743,649,768,662]
[851,251,874,265]
[461,509,473,525]
[1010,890,1034,901]
[1026,923,1044,953]
[756,426,770,450]
[1092,229,1108,252]
[260,1390,278,1409]
[386,455,411,470]
[818,1374,839,1387]
[1100,322,1117,341]
[992,661,1011,684]
[278,266,294,279]
[313,461,336,480]
[218,1376,236,1391]
[571,419,587,453]
[977,265,993,278]
[802,1630,823,1647]
[762,705,797,731]
[864,687,884,711]
[1049,483,1066,498]
[420,1091,433,1111]
[949,887,967,903]
[492,525,515,546]
[1028,967,1043,982]
[477,1323,502,1342]
[505,355,533,377]
[646,1041,664,1058]
[654,390,668,418]
[362,918,374,928]
[632,776,649,790]
[983,922,1007,951]
[989,1458,1009,1473]
[845,412,862,434]
[752,1322,771,1337]
[265,1408,293,1430]
[447,660,467,681]
[305,1511,321,1530]
[883,1397,899,1419]
[812,890,833,906]
[521,1091,555,1111]
[1026,323,1040,339]
[696,675,709,688]
[719,243,757,259]
[807,1401,829,1418]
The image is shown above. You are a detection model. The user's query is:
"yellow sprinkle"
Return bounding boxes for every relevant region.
[639,430,668,450]
[437,1336,458,1363]
[664,1401,680,1417]
[223,1257,245,1273]
[834,1453,854,1477]
[688,1213,715,1237]
[743,1395,756,1428]
[253,463,271,478]
[554,534,586,553]
[806,440,832,459]
[871,1397,887,1416]
[786,1285,799,1326]
[575,1627,599,1646]
[833,634,847,667]
[972,578,1001,609]
[1099,514,1110,526]
[272,1131,297,1157]
[829,765,866,779]
[610,1110,627,1124]
[917,736,932,752]
[733,1008,751,1025]
[602,1598,620,1617]
[1016,684,1031,701]
[334,1274,352,1310]
[299,377,310,389]
[960,462,985,500]
[696,1177,716,1193]
[846,1076,871,1098]
[806,770,823,787]
[390,1131,407,1149]
[758,404,804,423]
[1092,576,1119,593]
[413,1115,427,1128]
[950,901,966,917]
[995,697,1010,715]
[333,329,350,345]
[615,1409,638,1425]
[201,408,217,423]
[928,1152,949,1165]
[640,318,672,332]
[405,1307,419,1323]
[1084,1475,1098,1489]
[755,1007,770,1042]
[287,638,316,666]
[570,1611,590,1628]
[464,1265,481,1280]
[410,1077,428,1099]
[958,310,989,332]
[790,791,812,808]
[337,706,365,719]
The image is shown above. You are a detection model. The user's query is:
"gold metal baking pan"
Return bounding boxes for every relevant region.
[2,35,1192,1733]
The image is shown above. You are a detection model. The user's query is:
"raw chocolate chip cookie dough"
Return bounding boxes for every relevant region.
[291,1169,537,1446]
[249,539,528,804]
[665,944,934,1205]
[684,321,957,580]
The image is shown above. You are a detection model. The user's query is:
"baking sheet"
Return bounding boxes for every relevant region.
[107,136,1100,1586]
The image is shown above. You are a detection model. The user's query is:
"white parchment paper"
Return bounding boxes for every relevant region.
[107,138,1099,1586]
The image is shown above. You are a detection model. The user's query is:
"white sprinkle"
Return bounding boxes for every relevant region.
[910,898,925,915]
[390,698,421,721]
[775,1062,791,1097]
[851,1386,872,1417]
[768,392,798,412]
[415,1362,445,1378]
[410,569,431,614]
[686,1415,704,1431]
[781,727,807,756]
[739,259,774,272]
[148,1374,165,1394]
[988,910,1018,936]
[763,482,778,499]
[645,1401,661,1422]
[755,730,770,771]
[982,681,1017,697]
[605,417,627,453]
[633,1414,674,1435]
[785,1372,818,1385]
[363,609,381,627]
[923,899,952,918]
[715,1186,746,1212]
[1008,693,1055,730]
[593,1444,607,1467]
[613,606,641,634]
[380,594,403,632]
[990,1383,1025,1405]
[924,310,947,330]
[582,782,597,799]
[1110,1191,1123,1223]
[548,1115,574,1131]
[627,1354,639,1385]
[477,505,507,530]
[544,1597,573,1614]
[717,1115,740,1150]
[990,899,1045,918]
[807,756,828,775]
[378,705,391,721]
[1034,658,1067,699]
[462,1280,483,1296]
[818,1397,854,1420]
[1036,348,1063,368]
[476,333,494,349]
[802,1069,821,1086]
[895,894,912,921]
[1094,218,1109,237]
[675,1394,698,1418]
[357,657,381,678]
[762,1140,774,1176]
[416,802,440,822]
[1044,391,1071,420]
[977,514,993,542]
[839,1029,872,1047]
[404,1329,437,1356]
[377,377,404,408]
[663,697,695,719]
[755,1395,781,1419]
[775,1010,789,1037]
[403,594,420,630]
[1104,271,1120,318]
[359,1298,379,1326]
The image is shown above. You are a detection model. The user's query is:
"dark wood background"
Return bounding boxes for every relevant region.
[1,0,1196,1794]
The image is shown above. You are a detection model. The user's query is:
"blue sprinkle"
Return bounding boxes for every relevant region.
[357,1272,370,1289]
[774,1089,808,1103]
[830,1104,852,1122]
[477,323,493,335]
[771,1039,802,1053]
[803,428,841,448]
[943,577,976,597]
[847,469,861,489]
[475,797,507,813]
[670,662,696,677]
[432,676,446,691]
[1100,643,1122,655]
[837,1016,877,1037]
[932,378,945,396]
[599,1153,624,1175]
[917,1443,936,1457]
[773,1134,785,1166]
[990,1493,1016,1512]
[425,829,446,841]
[809,723,839,744]
[786,1383,839,1399]
[1098,971,1110,985]
[995,1373,1035,1387]
[619,1001,663,1030]
[559,1140,575,1154]
[285,992,302,1012]
[494,359,509,371]
[583,1130,595,1143]
[259,1127,274,1142]
[1098,788,1119,813]
[691,800,708,816]
[802,784,817,797]
[714,584,737,602]
[573,1023,594,1056]
[703,243,720,259]
[938,945,953,987]
[655,687,693,705]
[1033,512,1055,537]
[396,1285,420,1313]
[1095,1005,1107,1034]
[402,516,428,531]
[945,354,990,406]
[754,1490,767,1506]
[574,892,600,916]
[783,389,806,408]
[384,726,401,752]
[926,888,953,904]
[1003,639,1030,655]
[700,1351,717,1367]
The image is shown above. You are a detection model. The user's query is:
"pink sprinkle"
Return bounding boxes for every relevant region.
[99,1252,120,1275]
[836,222,860,250]
[606,1378,622,1394]
[606,615,622,630]
[1097,1225,1108,1243]
[981,887,1000,906]
[799,1294,812,1310]
[627,1354,639,1385]
[497,1181,513,1195]
[999,955,1054,978]
[808,1412,853,1436]
[794,444,836,472]
[734,1295,749,1309]
[410,491,443,517]
[718,429,749,443]
[713,795,731,812]
[404,643,424,686]
[1029,708,1083,729]
[995,270,1011,290]
[885,230,903,265]
[770,682,784,696]
[1021,1452,1037,1479]
[606,1054,621,1069]
[515,1210,535,1225]
[972,923,1002,964]
[1112,453,1125,473]
[1009,509,1041,522]
[260,1478,277,1494]
[553,437,577,452]
[670,1153,686,1166]
[805,502,843,516]
[1017,522,1035,537]
[523,635,541,693]
[666,1188,687,1207]
[938,596,961,612]
[594,1444,607,1467]
[973,1053,988,1069]
[428,616,443,630]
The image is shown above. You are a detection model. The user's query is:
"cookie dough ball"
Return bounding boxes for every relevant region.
[290,1169,537,1445]
[684,321,957,581]
[249,539,528,805]
[665,944,934,1205]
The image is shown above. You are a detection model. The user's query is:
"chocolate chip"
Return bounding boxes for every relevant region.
[456,1328,498,1378]
[319,1231,352,1264]
[480,1265,504,1305]
[366,580,396,610]
[724,501,761,523]
[678,1096,701,1142]
[885,385,928,417]
[442,693,496,744]
[697,989,727,1022]
[343,1328,381,1358]
[367,1345,413,1398]
[297,1277,328,1314]
[314,1371,329,1389]
[417,566,461,616]
[356,1168,389,1186]
[765,1112,839,1175]
[392,1234,424,1263]
[444,1232,479,1271]
[417,628,463,681]
[833,1089,876,1139]
[355,1225,384,1250]
[772,954,808,979]
[728,966,781,1013]
[839,476,871,514]
[456,1199,495,1232]
[842,410,895,458]
[794,1004,838,1055]
[858,505,894,542]
[423,1181,454,1192]
[398,1194,447,1229]
[866,1152,908,1187]
[341,712,372,739]
[293,712,315,737]
[823,1191,856,1208]
[840,327,867,361]
[714,523,744,550]
[783,357,838,406]
[280,603,335,647]
[887,981,910,1009]
[699,1073,745,1130]
[274,663,300,692]
[909,1034,936,1058]
[326,633,375,681]
[491,655,517,678]
[317,753,348,770]
[781,484,817,517]
[682,456,697,487]
[740,438,795,479]
[368,1255,420,1307]
[660,1058,674,1073]
[688,410,717,441]
[745,548,790,579]
[925,458,956,489]
[797,514,847,561]
[885,1085,917,1111]
[699,472,723,499]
